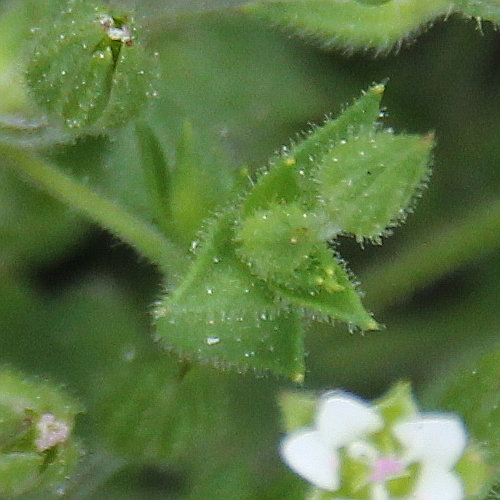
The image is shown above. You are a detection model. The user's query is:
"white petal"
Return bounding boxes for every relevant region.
[280,429,340,491]
[411,467,464,500]
[393,415,467,469]
[316,391,383,448]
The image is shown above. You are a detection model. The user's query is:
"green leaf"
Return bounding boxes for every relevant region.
[169,122,236,246]
[135,120,171,236]
[242,0,452,52]
[315,129,433,242]
[454,0,500,22]
[154,212,305,381]
[241,84,386,216]
[424,346,500,459]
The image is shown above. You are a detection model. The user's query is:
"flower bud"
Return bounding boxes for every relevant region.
[26,0,155,133]
[235,203,344,293]
[0,368,82,496]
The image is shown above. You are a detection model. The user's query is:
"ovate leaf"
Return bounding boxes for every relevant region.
[315,130,433,242]
[242,0,452,52]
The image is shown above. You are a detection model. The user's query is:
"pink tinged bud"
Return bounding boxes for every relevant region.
[35,413,70,452]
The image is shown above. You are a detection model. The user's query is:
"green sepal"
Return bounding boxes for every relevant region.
[456,443,495,499]
[372,381,419,455]
[271,255,378,331]
[241,84,385,216]
[374,381,418,429]
[26,0,153,133]
[454,0,500,22]
[315,130,433,242]
[242,0,452,52]
[279,391,318,432]
[154,212,305,381]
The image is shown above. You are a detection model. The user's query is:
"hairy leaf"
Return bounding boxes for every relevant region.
[315,129,433,242]
[154,212,305,381]
[241,84,386,216]
[242,0,452,52]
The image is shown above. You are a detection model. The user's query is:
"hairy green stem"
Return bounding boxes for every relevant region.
[0,141,187,275]
[362,200,500,311]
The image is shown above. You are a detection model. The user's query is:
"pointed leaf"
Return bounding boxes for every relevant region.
[154,212,305,381]
[243,0,452,52]
[241,84,386,216]
[235,202,376,328]
[270,255,378,330]
[315,130,433,242]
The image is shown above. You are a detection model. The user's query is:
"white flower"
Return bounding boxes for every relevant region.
[280,391,467,500]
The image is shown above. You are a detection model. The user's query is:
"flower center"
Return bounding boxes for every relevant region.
[370,457,405,483]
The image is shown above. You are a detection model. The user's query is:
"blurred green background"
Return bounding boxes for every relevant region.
[0,1,499,498]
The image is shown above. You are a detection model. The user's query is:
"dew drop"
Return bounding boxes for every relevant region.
[207,288,214,295]
[244,351,255,358]
[205,336,220,346]
[123,348,136,361]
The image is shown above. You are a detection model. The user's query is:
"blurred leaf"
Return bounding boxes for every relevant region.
[242,0,452,52]
[422,345,500,496]
[169,122,236,246]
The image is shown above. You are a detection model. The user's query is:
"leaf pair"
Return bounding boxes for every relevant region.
[154,84,433,380]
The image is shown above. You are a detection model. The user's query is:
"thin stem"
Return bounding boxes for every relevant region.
[0,141,188,275]
[362,200,500,311]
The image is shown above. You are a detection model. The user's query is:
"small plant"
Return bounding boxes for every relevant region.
[0,0,498,498]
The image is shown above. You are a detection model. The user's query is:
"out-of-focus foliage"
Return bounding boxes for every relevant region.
[0,0,499,498]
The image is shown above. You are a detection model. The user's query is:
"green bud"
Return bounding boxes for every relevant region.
[235,203,343,293]
[0,367,82,496]
[26,0,155,133]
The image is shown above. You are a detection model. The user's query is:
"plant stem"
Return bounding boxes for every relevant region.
[0,141,187,275]
[362,200,500,311]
